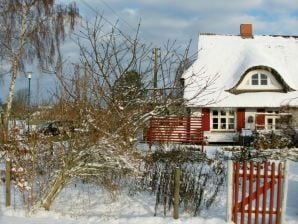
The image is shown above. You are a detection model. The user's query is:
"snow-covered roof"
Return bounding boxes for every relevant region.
[182,34,298,107]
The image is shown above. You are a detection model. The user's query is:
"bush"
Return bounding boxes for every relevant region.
[138,145,226,216]
[254,132,292,150]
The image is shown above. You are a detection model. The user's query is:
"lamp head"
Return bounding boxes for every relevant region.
[27,72,32,79]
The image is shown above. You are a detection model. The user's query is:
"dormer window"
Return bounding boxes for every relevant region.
[228,66,293,94]
[251,73,268,86]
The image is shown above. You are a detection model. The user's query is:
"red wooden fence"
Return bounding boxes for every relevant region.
[148,116,204,150]
[232,161,284,224]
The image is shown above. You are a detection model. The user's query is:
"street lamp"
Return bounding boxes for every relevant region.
[27,72,32,134]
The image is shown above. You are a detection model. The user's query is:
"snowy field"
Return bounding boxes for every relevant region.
[1,146,298,224]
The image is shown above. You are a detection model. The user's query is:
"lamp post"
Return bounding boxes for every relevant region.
[27,72,32,134]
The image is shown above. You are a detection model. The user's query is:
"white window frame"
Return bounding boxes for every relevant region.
[265,110,280,130]
[237,69,284,91]
[251,73,268,86]
[211,109,235,131]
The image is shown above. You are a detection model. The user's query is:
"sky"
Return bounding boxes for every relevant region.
[73,0,298,46]
[1,0,298,103]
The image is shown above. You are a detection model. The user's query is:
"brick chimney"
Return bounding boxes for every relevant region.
[240,24,253,38]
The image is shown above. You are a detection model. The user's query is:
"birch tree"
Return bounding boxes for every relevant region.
[0,0,79,135]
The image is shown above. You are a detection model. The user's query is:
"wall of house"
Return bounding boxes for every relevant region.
[204,131,238,142]
[190,108,202,117]
[191,107,238,142]
[244,108,257,130]
[189,107,297,143]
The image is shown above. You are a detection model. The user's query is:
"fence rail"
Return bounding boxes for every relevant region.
[230,161,288,224]
[148,116,204,150]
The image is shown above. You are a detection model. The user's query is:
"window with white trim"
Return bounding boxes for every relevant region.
[236,69,284,91]
[251,73,268,86]
[266,110,280,130]
[211,110,235,130]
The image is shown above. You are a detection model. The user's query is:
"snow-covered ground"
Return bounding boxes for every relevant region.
[1,146,298,224]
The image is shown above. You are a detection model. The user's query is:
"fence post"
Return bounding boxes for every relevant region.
[280,160,289,224]
[227,160,233,223]
[148,119,153,150]
[5,158,11,207]
[173,167,181,219]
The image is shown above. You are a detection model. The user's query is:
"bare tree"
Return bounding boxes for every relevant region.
[1,15,218,211]
[0,0,79,135]
[11,88,29,118]
[55,16,216,143]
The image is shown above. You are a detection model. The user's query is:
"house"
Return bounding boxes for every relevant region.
[182,24,298,142]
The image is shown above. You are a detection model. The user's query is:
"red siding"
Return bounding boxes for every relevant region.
[237,108,245,131]
[202,108,210,131]
[256,109,265,129]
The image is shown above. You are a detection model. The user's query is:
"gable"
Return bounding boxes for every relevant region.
[228,65,294,94]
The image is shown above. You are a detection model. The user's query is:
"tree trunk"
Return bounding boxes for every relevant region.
[3,59,18,135]
[3,6,28,136]
[41,172,68,211]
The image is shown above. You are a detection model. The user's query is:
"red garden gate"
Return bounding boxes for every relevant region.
[231,161,287,224]
[148,116,204,150]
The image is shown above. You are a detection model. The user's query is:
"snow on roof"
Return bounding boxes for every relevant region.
[182,34,298,107]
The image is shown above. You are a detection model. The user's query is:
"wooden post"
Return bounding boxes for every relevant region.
[248,161,254,224]
[280,160,289,224]
[186,116,191,143]
[276,163,283,224]
[234,162,240,224]
[227,160,233,223]
[5,158,11,207]
[241,161,247,224]
[269,163,276,224]
[173,167,181,219]
[255,163,261,224]
[148,119,153,150]
[262,162,269,224]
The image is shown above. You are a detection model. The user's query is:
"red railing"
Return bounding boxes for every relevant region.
[148,116,204,150]
[232,161,284,224]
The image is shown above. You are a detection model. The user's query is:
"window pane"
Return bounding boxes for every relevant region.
[229,111,235,116]
[267,118,273,124]
[212,110,218,116]
[252,79,258,85]
[276,119,280,129]
[229,118,234,124]
[228,124,234,129]
[260,79,267,85]
[260,74,267,79]
[220,111,226,116]
[260,74,268,85]
[213,118,218,130]
[251,74,258,85]
[221,118,226,129]
[221,123,226,129]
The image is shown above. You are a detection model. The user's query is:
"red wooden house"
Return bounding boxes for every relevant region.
[182,24,298,142]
